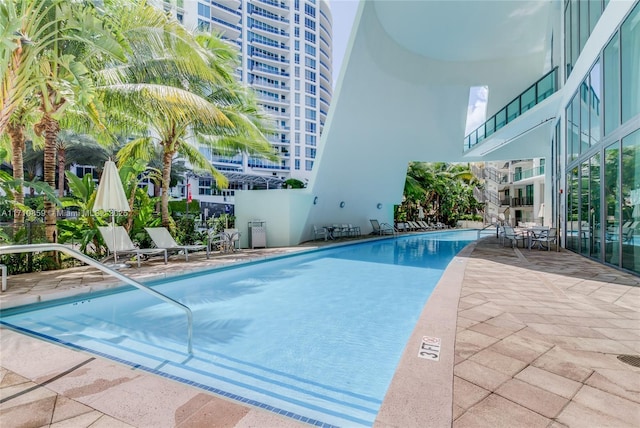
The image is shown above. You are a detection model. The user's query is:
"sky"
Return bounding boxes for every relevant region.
[327,0,487,136]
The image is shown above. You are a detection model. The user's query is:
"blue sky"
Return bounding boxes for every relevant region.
[328,1,486,135]
[328,0,359,88]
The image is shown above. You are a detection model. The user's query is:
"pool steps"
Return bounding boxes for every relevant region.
[11,314,378,427]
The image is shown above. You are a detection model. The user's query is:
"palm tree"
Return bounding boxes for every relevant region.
[55,130,110,197]
[99,0,275,228]
[3,0,125,241]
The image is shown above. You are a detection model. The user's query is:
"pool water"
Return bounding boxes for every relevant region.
[1,230,477,427]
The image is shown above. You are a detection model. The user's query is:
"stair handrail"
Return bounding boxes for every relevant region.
[0,243,193,354]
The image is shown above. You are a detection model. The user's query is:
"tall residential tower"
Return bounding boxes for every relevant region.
[173,0,332,213]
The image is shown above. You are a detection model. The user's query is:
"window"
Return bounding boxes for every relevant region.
[305,70,316,82]
[305,31,316,43]
[305,82,316,94]
[305,95,316,107]
[295,80,300,90]
[295,40,299,51]
[305,56,316,69]
[305,134,316,146]
[305,44,316,56]
[295,159,300,170]
[305,160,314,171]
[197,2,210,18]
[305,3,316,17]
[294,13,299,24]
[603,32,620,135]
[198,178,212,195]
[305,147,316,158]
[295,133,300,144]
[305,17,316,30]
[294,27,299,37]
[295,146,300,156]
[295,106,300,117]
[294,53,300,64]
[295,66,300,77]
[295,93,300,103]
[621,2,640,123]
[295,119,300,130]
[305,121,316,133]
[305,108,316,120]
[589,61,602,146]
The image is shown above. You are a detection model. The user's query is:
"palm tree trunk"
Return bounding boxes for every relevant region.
[161,149,174,229]
[57,145,65,197]
[38,114,60,243]
[7,122,25,226]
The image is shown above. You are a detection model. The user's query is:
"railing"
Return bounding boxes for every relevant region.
[0,244,193,354]
[464,67,558,151]
[513,165,545,182]
[510,197,534,207]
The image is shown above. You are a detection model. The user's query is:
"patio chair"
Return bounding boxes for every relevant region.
[370,219,396,236]
[502,226,526,248]
[98,226,167,267]
[145,227,206,261]
[530,227,557,250]
[312,225,328,241]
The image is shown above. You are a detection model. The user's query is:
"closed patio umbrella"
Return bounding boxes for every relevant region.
[93,160,130,266]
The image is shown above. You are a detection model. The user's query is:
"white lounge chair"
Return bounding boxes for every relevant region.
[98,226,167,267]
[145,227,206,261]
[370,219,396,236]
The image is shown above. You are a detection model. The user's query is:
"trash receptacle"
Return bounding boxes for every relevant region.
[248,220,266,249]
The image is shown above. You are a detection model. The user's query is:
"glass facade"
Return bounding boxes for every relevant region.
[564,0,606,79]
[564,4,640,275]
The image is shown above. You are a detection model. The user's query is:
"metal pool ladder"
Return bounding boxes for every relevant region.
[0,244,193,354]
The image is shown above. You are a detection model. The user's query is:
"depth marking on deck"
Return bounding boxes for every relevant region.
[418,336,441,361]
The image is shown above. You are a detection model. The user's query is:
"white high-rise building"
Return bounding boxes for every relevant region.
[166,0,332,215]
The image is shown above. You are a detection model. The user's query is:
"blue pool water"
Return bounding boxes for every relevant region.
[1,230,477,427]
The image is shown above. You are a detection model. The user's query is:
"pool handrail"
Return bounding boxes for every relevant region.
[0,243,193,354]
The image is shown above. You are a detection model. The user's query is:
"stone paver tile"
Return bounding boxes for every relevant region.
[456,316,480,329]
[526,322,572,336]
[234,409,307,428]
[456,329,500,349]
[593,327,640,341]
[490,334,553,364]
[495,378,569,418]
[453,376,490,410]
[176,393,251,428]
[620,341,640,353]
[586,369,640,404]
[548,421,569,428]
[484,313,527,330]
[455,340,485,360]
[457,308,497,323]
[87,414,136,428]
[468,321,519,340]
[0,393,57,428]
[452,404,465,420]
[51,395,95,424]
[454,360,511,392]
[532,348,594,383]
[0,370,30,388]
[573,385,640,425]
[557,401,636,428]
[49,409,104,427]
[453,393,551,428]
[514,366,582,399]
[469,348,528,377]
[548,336,637,354]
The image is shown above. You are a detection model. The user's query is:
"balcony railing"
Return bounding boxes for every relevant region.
[513,165,545,182]
[464,67,558,151]
[510,197,534,207]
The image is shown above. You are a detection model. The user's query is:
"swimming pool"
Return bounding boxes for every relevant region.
[1,230,477,427]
